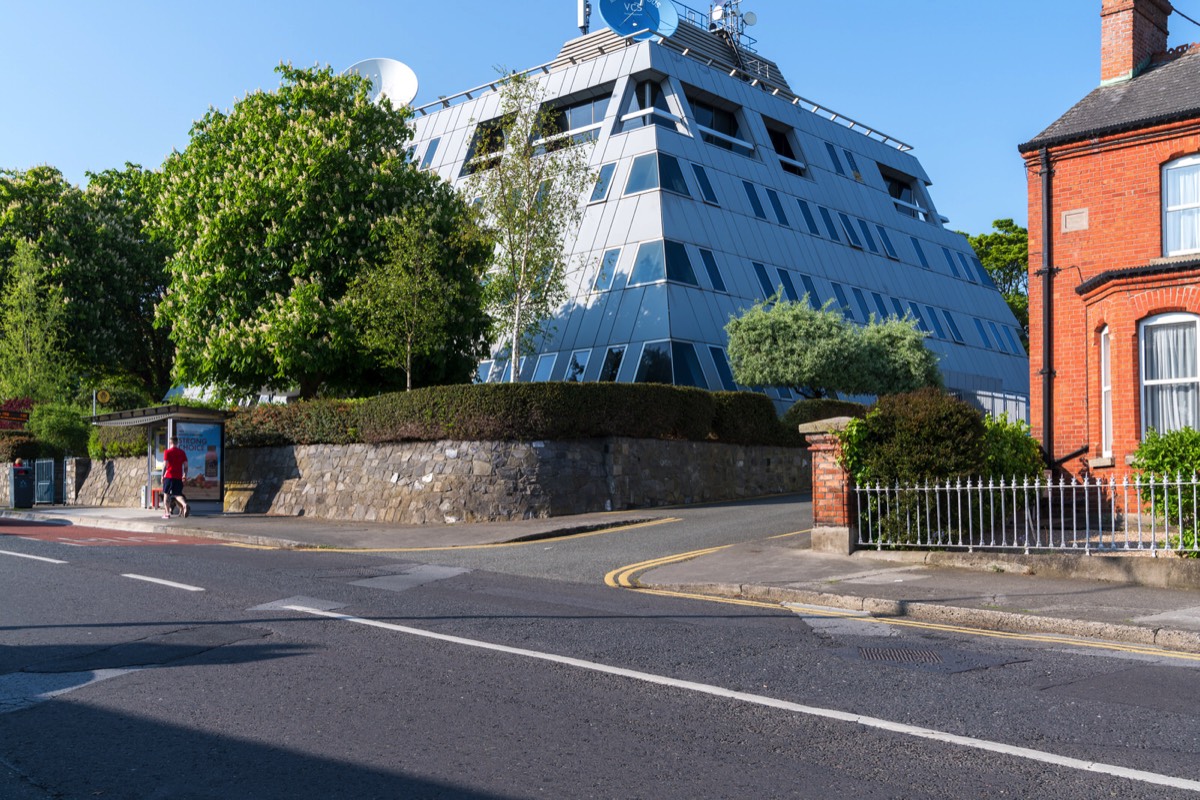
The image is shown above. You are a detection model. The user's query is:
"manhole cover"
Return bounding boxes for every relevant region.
[858,647,943,664]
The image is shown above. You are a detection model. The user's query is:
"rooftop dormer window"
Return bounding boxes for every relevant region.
[538,89,612,152]
[878,164,932,222]
[763,117,807,177]
[685,88,754,158]
[620,78,679,131]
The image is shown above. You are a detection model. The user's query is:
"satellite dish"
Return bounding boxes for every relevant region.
[743,11,758,26]
[345,58,419,106]
[597,0,678,40]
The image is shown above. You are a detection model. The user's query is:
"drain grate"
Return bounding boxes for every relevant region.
[858,647,943,664]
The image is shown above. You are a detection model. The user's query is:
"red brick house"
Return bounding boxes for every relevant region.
[1020,0,1200,479]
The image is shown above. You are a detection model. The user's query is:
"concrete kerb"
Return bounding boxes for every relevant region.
[649,580,1200,654]
[0,509,314,550]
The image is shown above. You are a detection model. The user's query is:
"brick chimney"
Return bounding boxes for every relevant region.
[1101,0,1173,83]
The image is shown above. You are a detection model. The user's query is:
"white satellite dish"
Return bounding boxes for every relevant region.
[743,11,758,26]
[345,57,419,106]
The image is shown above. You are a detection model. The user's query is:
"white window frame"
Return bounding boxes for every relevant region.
[1163,154,1200,257]
[1100,326,1112,457]
[1140,312,1200,436]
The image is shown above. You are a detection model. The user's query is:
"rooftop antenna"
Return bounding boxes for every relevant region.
[709,1,756,46]
[343,58,420,107]
[578,0,591,34]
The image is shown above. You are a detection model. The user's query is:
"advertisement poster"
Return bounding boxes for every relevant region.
[169,421,222,501]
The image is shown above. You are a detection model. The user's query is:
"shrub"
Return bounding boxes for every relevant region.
[1132,427,1200,552]
[841,388,987,485]
[88,426,147,460]
[840,389,989,547]
[27,404,90,457]
[983,414,1044,481]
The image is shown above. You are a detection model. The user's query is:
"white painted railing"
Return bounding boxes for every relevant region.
[854,475,1200,555]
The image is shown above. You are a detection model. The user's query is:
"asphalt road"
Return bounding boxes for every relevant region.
[2,502,1200,799]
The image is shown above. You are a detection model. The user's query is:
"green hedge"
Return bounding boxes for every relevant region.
[88,426,147,460]
[226,383,800,448]
[781,398,868,430]
[0,431,42,462]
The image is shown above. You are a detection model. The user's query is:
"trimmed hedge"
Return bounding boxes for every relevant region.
[226,383,801,448]
[0,431,41,462]
[782,398,868,430]
[88,425,148,460]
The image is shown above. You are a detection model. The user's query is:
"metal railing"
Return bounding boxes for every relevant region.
[855,474,1200,555]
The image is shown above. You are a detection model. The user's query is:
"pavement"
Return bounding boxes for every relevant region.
[6,502,1200,655]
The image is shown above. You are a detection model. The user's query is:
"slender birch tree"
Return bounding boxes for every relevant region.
[463,72,594,382]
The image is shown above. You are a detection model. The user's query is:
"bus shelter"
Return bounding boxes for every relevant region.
[91,405,230,511]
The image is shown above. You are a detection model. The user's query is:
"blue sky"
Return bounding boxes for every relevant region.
[3,0,1199,235]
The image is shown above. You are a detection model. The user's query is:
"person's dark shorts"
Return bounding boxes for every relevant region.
[163,478,185,497]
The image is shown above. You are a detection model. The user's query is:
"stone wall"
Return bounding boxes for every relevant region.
[54,438,810,522]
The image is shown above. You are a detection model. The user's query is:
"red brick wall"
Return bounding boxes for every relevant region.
[1025,118,1200,479]
[1101,0,1171,83]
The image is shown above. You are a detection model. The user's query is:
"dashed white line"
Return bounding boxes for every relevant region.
[121,573,205,592]
[284,605,1200,793]
[0,549,66,564]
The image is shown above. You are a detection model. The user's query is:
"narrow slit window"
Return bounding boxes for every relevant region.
[532,354,557,382]
[628,241,666,285]
[974,318,994,349]
[635,341,673,384]
[856,219,879,253]
[831,283,854,320]
[766,189,790,227]
[941,247,962,278]
[988,320,1008,353]
[957,252,976,282]
[598,346,625,381]
[664,240,698,285]
[838,213,863,248]
[871,292,890,319]
[797,200,821,236]
[744,182,767,219]
[818,206,841,242]
[565,350,590,382]
[924,306,946,338]
[419,138,440,171]
[876,226,899,260]
[590,163,617,203]
[659,154,690,197]
[698,248,726,292]
[593,248,621,292]
[777,269,799,302]
[753,262,776,297]
[943,311,965,343]
[799,274,821,309]
[853,288,873,321]
[910,237,930,268]
[691,163,719,205]
[825,142,846,176]
[709,347,738,391]
[907,302,930,333]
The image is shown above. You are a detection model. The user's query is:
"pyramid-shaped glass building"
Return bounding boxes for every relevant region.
[407,4,1029,414]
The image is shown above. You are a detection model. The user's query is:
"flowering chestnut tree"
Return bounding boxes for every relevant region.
[155,64,421,399]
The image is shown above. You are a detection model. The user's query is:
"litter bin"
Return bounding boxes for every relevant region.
[10,464,33,508]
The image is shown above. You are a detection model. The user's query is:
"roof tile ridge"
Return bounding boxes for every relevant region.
[1149,41,1200,66]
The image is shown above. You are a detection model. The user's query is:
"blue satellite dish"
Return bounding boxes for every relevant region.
[597,0,679,41]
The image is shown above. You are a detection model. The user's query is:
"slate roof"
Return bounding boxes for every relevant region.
[1019,46,1200,152]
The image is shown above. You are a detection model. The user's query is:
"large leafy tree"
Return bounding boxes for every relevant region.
[0,164,171,399]
[347,181,493,390]
[726,298,941,398]
[963,218,1028,347]
[0,241,72,403]
[155,64,419,399]
[463,72,593,382]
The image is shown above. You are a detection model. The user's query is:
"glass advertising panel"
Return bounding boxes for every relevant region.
[170,421,223,501]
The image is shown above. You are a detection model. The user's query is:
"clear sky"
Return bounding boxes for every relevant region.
[3,0,1199,235]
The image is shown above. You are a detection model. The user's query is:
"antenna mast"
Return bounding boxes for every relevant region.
[578,0,591,34]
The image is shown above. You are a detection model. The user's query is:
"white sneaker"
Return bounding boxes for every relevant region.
[162,513,172,520]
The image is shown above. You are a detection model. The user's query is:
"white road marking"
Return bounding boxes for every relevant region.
[0,549,66,564]
[121,573,205,592]
[284,605,1200,793]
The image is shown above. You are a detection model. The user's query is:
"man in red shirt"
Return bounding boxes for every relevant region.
[161,437,191,519]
